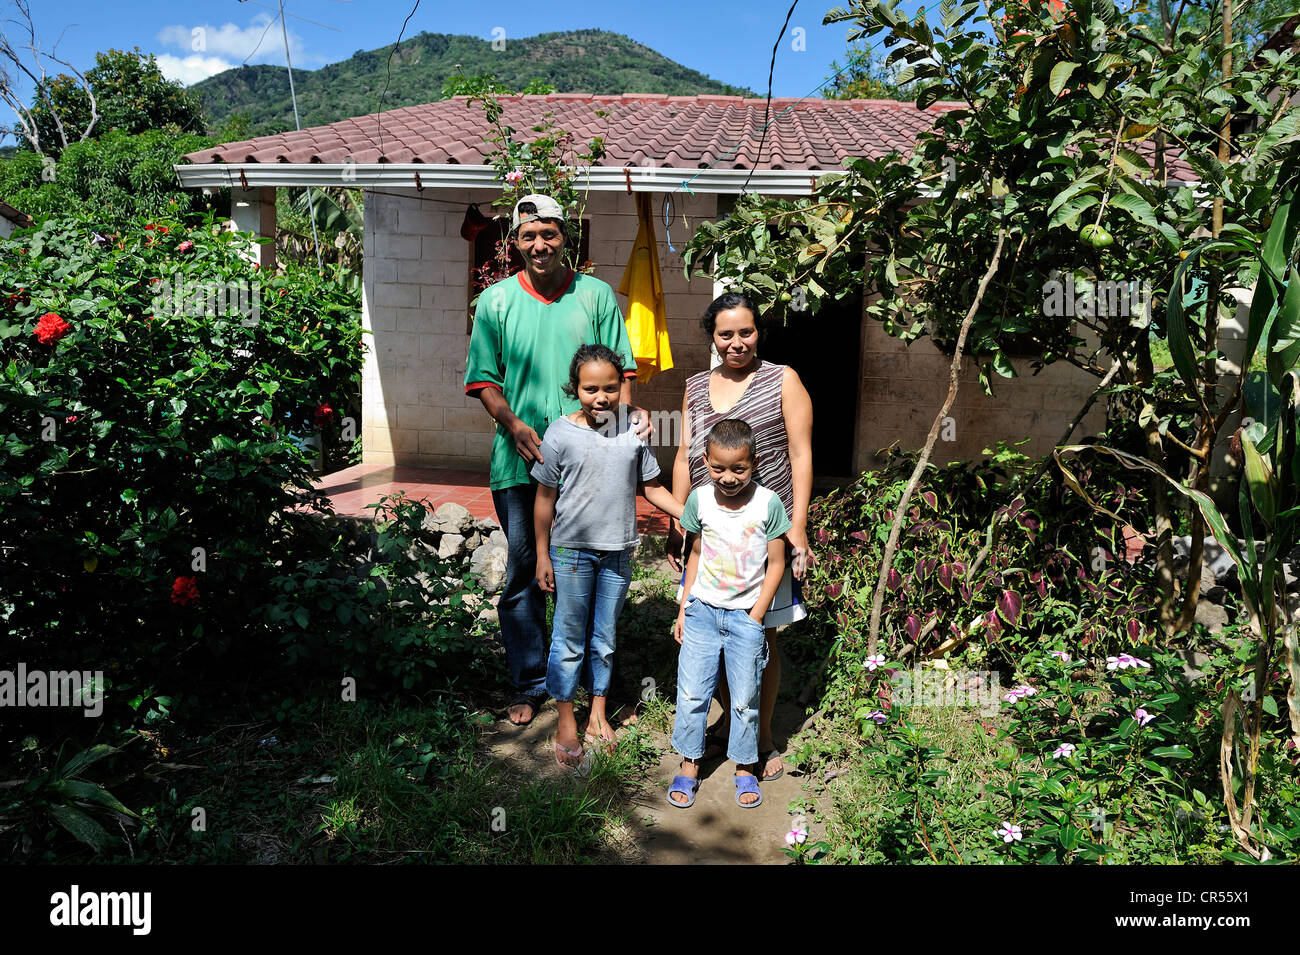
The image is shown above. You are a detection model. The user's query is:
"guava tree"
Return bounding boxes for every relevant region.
[684,0,1300,638]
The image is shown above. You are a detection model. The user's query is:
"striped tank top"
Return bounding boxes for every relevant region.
[686,359,794,516]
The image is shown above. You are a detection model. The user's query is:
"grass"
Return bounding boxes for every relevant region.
[107,693,650,865]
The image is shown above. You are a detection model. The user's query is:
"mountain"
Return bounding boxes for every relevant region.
[191,29,755,137]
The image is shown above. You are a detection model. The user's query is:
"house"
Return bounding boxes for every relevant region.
[175,93,1170,484]
[0,200,32,238]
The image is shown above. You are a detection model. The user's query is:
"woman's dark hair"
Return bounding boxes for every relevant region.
[563,343,624,398]
[700,291,759,336]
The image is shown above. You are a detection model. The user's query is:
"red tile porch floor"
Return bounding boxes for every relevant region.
[314,464,672,535]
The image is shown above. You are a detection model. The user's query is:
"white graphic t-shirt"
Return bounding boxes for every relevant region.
[680,483,790,611]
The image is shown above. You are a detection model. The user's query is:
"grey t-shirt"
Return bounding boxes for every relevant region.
[531,408,661,551]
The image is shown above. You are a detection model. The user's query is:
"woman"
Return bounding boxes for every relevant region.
[667,291,813,783]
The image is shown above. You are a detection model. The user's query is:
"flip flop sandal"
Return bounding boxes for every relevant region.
[759,749,784,782]
[554,740,583,770]
[734,774,763,808]
[666,775,700,808]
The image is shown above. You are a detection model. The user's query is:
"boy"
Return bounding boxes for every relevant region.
[667,419,789,809]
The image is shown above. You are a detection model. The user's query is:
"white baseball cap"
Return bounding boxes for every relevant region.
[511,194,566,232]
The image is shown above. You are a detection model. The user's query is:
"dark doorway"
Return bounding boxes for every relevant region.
[761,291,862,483]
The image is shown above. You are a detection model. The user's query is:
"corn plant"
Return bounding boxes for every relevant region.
[1057,188,1300,859]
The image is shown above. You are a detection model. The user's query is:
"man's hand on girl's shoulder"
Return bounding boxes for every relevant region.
[629,406,654,442]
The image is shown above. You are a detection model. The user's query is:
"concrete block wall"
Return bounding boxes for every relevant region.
[360,187,718,474]
[361,185,1111,482]
[853,318,1108,473]
[361,186,499,469]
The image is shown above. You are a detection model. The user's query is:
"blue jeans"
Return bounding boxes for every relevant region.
[545,545,633,701]
[671,598,770,765]
[492,483,548,700]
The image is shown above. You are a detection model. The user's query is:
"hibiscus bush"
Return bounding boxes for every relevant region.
[0,213,366,729]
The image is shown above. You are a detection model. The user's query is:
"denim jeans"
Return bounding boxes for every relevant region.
[671,598,770,765]
[492,483,548,700]
[545,545,633,701]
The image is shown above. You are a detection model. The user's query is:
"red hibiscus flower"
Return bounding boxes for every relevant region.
[65,415,77,424]
[34,312,71,345]
[171,575,200,606]
[314,402,334,426]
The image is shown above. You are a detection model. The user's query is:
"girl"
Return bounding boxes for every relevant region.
[532,344,683,769]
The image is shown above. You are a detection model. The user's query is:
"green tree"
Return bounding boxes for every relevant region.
[28,48,206,157]
[825,43,919,99]
[684,0,1300,636]
[0,128,219,224]
[1134,0,1299,53]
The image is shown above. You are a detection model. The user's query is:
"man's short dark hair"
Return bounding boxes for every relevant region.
[706,419,756,461]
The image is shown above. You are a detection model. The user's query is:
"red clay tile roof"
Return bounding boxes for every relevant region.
[183,93,967,170]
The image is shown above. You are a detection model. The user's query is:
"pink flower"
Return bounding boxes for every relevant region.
[863,654,886,671]
[1004,685,1037,703]
[996,821,1023,843]
[1134,708,1153,726]
[866,710,887,725]
[784,827,808,846]
[1107,653,1151,671]
[1052,743,1076,759]
[1049,650,1071,662]
[505,169,526,185]
[177,240,194,253]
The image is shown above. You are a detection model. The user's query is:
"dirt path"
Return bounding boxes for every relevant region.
[482,697,828,865]
[478,552,830,864]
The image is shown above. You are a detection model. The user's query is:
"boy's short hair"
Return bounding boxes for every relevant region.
[705,419,756,461]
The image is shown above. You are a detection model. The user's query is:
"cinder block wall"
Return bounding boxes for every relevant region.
[853,317,1109,474]
[361,186,1112,481]
[360,187,717,475]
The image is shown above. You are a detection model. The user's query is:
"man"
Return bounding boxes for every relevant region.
[464,195,642,726]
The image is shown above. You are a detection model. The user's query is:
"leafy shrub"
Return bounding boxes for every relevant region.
[802,444,1162,676]
[0,213,363,728]
[0,129,221,225]
[259,493,498,690]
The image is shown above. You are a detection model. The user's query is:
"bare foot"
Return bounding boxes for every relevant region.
[759,747,783,781]
[584,714,618,746]
[507,698,539,725]
[668,759,700,806]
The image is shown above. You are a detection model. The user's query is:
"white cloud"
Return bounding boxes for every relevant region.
[156,16,306,66]
[156,54,237,86]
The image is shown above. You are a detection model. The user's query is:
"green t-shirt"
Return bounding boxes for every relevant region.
[464,271,637,490]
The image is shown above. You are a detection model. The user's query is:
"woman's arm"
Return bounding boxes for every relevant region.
[641,477,684,521]
[782,366,814,578]
[666,389,693,572]
[534,483,558,592]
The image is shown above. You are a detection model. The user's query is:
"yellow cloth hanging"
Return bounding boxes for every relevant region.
[618,192,674,384]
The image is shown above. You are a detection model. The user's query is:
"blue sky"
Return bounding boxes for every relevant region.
[15,0,918,100]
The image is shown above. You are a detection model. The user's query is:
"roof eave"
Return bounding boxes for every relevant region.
[173,162,842,195]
